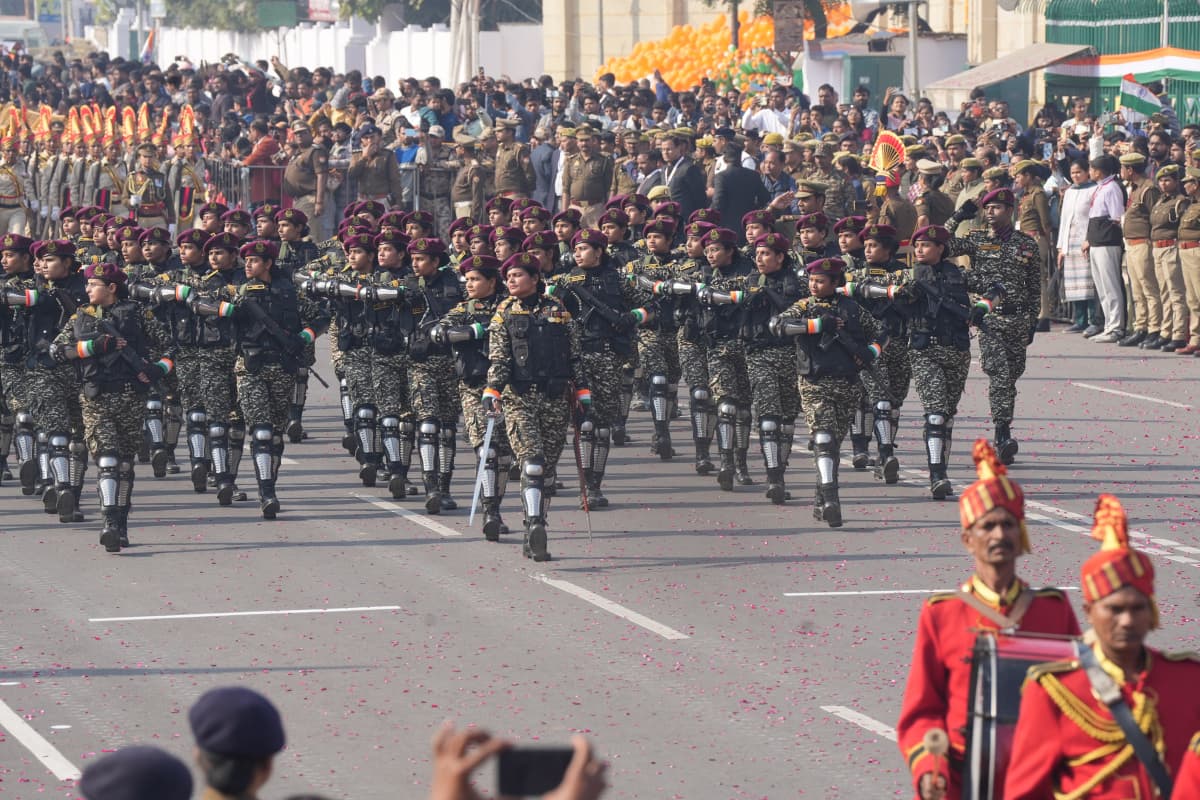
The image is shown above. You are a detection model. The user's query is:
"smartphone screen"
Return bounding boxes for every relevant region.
[498,747,574,796]
[1042,142,1053,160]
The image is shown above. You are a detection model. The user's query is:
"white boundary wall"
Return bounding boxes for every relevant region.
[96,15,544,85]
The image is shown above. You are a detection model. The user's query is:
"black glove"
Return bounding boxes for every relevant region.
[970,305,988,327]
[818,313,839,333]
[91,334,118,354]
[616,312,639,333]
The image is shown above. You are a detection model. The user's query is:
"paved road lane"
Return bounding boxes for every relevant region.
[0,330,1196,799]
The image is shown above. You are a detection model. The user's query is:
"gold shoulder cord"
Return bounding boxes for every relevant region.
[1037,673,1165,800]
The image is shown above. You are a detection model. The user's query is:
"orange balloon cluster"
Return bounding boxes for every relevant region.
[597,8,861,90]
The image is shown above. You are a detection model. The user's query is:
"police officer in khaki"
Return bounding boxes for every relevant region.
[492,118,534,199]
[1119,151,1162,347]
[0,136,30,234]
[914,159,954,229]
[952,158,986,237]
[282,120,328,241]
[1149,163,1191,351]
[1011,159,1054,330]
[562,127,613,228]
[348,122,405,210]
[1177,167,1200,355]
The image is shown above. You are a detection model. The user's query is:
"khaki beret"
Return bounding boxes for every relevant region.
[983,166,1010,181]
[945,134,967,146]
[762,132,784,147]
[1119,152,1147,166]
[1010,159,1039,176]
[959,157,983,170]
[1156,164,1181,180]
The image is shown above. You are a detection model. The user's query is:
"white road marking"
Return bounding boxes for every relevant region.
[89,605,401,623]
[819,705,897,742]
[785,588,1078,597]
[280,456,299,465]
[893,466,1200,568]
[49,725,71,730]
[1070,381,1192,410]
[0,681,20,686]
[353,493,462,537]
[533,574,690,640]
[0,697,81,780]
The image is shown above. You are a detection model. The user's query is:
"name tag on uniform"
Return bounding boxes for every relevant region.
[978,244,1001,252]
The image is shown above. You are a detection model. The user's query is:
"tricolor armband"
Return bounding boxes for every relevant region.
[575,388,593,404]
[22,289,39,306]
[838,282,855,296]
[482,387,502,401]
[805,318,824,334]
[867,343,883,359]
[471,322,486,339]
[631,308,648,324]
[218,301,236,317]
[974,297,995,312]
[155,358,175,375]
[76,339,95,359]
[545,284,558,296]
[169,285,191,302]
[299,327,316,344]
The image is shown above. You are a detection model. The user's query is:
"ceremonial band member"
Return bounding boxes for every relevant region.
[897,440,1080,800]
[1004,494,1200,800]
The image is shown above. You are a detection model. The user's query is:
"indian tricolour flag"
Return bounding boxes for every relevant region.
[1118,74,1162,124]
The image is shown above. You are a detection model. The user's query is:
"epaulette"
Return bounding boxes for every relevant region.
[1162,651,1200,663]
[1026,659,1079,683]
[925,592,958,606]
[83,306,98,317]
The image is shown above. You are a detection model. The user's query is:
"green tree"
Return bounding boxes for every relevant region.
[166,0,261,30]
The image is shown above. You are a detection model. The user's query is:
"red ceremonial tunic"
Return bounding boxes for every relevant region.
[1004,644,1200,800]
[1175,733,1200,800]
[897,577,1081,799]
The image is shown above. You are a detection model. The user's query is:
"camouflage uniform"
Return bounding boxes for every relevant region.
[303,248,353,445]
[405,265,465,513]
[157,263,245,501]
[947,225,1040,454]
[625,250,683,458]
[51,296,174,552]
[24,271,88,520]
[698,250,756,489]
[546,258,641,506]
[127,259,186,475]
[276,237,322,441]
[233,270,330,518]
[365,268,417,499]
[845,258,912,481]
[775,291,883,527]
[0,266,39,485]
[672,253,715,473]
[730,265,806,503]
[487,290,587,561]
[439,290,512,538]
[895,258,975,499]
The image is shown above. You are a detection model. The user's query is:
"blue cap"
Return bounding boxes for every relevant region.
[189,686,286,758]
[79,746,193,800]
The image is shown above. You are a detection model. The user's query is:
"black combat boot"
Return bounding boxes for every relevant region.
[995,422,1018,465]
[924,414,952,500]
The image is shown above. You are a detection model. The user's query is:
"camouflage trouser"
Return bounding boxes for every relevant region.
[420,197,454,240]
[26,365,84,435]
[746,345,801,421]
[799,375,862,441]
[1,363,28,413]
[371,349,412,421]
[636,326,682,383]
[328,319,346,378]
[909,344,971,417]
[176,346,237,422]
[342,347,377,409]
[409,355,461,424]
[502,385,570,466]
[83,386,145,458]
[862,340,912,408]
[580,347,625,427]
[460,382,512,455]
[977,314,1030,426]
[676,331,709,389]
[237,361,293,431]
[706,339,751,404]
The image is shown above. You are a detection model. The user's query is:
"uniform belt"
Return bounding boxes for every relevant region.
[1153,239,1177,248]
[1180,241,1200,250]
[1125,237,1148,245]
[136,204,165,215]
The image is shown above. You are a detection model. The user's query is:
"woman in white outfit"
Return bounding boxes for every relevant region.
[1056,156,1101,334]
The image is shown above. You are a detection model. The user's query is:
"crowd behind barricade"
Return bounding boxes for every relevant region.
[3,45,1200,800]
